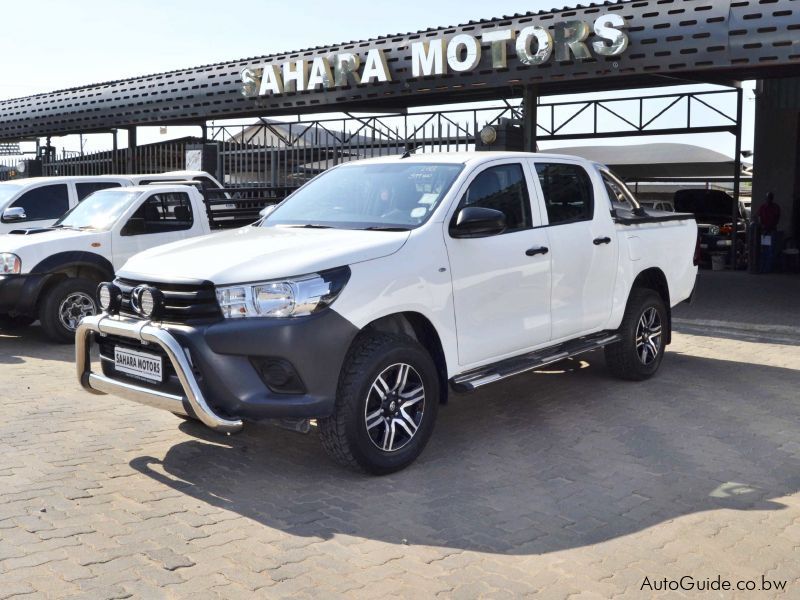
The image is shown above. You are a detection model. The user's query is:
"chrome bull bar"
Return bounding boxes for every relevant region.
[76,314,243,434]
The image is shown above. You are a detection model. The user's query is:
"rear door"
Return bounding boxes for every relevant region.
[528,159,618,340]
[444,160,552,367]
[111,191,204,270]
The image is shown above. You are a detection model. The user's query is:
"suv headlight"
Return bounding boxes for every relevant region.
[0,253,21,275]
[215,266,350,319]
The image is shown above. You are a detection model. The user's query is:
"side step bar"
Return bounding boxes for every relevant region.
[450,332,621,392]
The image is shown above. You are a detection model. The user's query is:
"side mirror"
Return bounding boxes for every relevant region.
[259,204,277,219]
[450,206,506,238]
[2,207,26,222]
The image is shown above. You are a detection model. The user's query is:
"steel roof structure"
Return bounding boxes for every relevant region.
[0,0,798,142]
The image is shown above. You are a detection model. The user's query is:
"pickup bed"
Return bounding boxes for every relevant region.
[75,152,698,474]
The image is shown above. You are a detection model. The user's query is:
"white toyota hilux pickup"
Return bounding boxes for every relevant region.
[0,185,217,342]
[76,152,698,474]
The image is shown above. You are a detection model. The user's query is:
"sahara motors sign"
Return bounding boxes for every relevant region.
[241,14,629,97]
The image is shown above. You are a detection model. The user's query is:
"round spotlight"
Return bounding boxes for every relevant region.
[131,286,164,320]
[99,286,111,309]
[140,288,155,317]
[480,125,497,145]
[96,282,121,314]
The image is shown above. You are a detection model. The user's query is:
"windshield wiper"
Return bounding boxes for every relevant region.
[55,224,95,230]
[286,223,333,229]
[361,226,412,232]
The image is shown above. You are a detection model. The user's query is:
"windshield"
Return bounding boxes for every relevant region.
[54,190,141,230]
[0,184,23,207]
[263,162,464,230]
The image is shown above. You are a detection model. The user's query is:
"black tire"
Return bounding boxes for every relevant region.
[39,278,99,344]
[0,315,35,331]
[605,288,668,381]
[318,332,439,475]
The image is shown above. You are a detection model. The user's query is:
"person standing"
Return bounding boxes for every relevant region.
[758,192,781,272]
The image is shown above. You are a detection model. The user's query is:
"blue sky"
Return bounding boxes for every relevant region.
[0,0,755,156]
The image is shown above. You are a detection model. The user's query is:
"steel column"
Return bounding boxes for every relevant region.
[523,87,538,152]
[731,88,743,269]
[126,127,137,174]
[111,129,118,173]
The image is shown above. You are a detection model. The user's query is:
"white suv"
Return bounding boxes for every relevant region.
[0,171,224,234]
[0,176,131,233]
[76,152,698,474]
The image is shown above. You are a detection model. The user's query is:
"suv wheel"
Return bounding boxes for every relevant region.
[318,332,439,475]
[39,278,99,343]
[605,288,668,381]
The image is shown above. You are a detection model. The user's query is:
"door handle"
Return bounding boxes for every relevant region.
[593,237,612,245]
[525,246,549,257]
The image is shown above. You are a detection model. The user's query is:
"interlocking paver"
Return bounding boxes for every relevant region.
[1,271,800,598]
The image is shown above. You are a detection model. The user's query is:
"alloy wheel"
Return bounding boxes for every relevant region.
[364,363,426,452]
[635,307,662,365]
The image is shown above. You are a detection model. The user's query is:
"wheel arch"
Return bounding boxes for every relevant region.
[360,311,449,404]
[31,252,113,311]
[629,267,672,344]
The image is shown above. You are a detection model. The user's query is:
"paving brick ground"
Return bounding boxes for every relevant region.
[1,271,799,598]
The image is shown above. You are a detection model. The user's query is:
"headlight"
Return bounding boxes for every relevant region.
[215,266,350,319]
[0,253,21,275]
[708,225,720,236]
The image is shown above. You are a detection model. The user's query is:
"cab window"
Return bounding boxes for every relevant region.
[121,192,193,236]
[455,163,531,232]
[7,184,70,221]
[534,163,593,225]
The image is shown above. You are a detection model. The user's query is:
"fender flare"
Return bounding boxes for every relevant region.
[30,251,114,281]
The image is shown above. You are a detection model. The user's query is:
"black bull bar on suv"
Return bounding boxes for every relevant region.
[76,314,243,434]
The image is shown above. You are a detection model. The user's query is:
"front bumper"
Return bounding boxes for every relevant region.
[0,273,51,317]
[76,311,359,432]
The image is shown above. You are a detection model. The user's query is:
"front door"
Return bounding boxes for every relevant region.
[445,161,552,367]
[0,184,71,232]
[112,191,200,270]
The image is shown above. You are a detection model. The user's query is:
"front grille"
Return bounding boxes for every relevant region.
[115,277,221,323]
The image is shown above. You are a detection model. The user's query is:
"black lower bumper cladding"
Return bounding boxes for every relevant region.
[76,310,360,430]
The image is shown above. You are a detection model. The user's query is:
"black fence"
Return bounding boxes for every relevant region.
[0,157,25,181]
[41,142,191,176]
